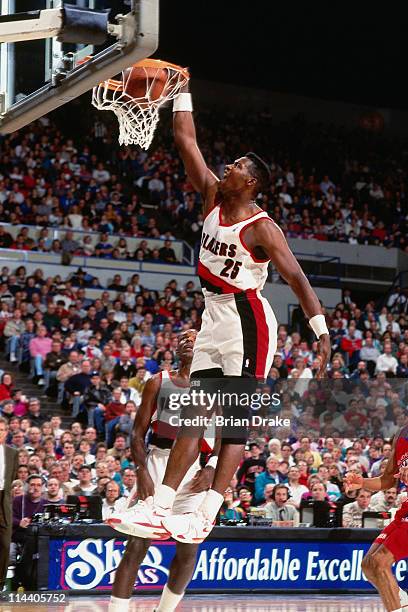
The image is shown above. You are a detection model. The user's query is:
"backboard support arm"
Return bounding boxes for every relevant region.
[0,0,159,134]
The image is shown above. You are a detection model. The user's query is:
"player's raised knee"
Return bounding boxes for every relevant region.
[363,549,393,576]
[362,553,375,577]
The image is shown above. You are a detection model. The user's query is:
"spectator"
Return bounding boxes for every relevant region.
[18,319,36,372]
[121,467,136,498]
[104,388,127,447]
[113,348,137,380]
[263,484,299,526]
[71,465,97,495]
[220,487,246,522]
[254,455,287,504]
[0,373,13,401]
[61,231,79,255]
[101,479,125,519]
[12,474,46,534]
[83,371,112,435]
[359,337,380,376]
[375,342,398,377]
[29,325,52,385]
[26,399,47,428]
[11,480,24,498]
[128,367,147,400]
[159,240,178,263]
[342,489,373,527]
[100,345,116,375]
[236,442,266,494]
[56,350,82,384]
[117,400,137,442]
[63,360,92,416]
[316,465,341,501]
[370,486,398,513]
[45,477,64,504]
[119,376,139,405]
[3,309,25,362]
[43,340,67,398]
[286,466,309,508]
[299,481,338,527]
[235,486,255,517]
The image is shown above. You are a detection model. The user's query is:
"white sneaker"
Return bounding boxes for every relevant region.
[105,498,171,540]
[161,510,215,544]
[10,354,17,363]
[400,587,408,606]
[37,378,45,386]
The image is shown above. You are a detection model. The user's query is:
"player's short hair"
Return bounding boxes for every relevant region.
[245,152,271,193]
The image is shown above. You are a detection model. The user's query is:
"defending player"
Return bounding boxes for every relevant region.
[108,330,218,612]
[344,429,408,612]
[111,78,331,544]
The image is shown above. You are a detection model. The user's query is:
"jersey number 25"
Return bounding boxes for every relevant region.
[220,259,242,280]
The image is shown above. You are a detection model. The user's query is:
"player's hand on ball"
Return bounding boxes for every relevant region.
[316,334,331,378]
[344,472,364,493]
[189,466,215,493]
[395,466,408,485]
[137,468,155,500]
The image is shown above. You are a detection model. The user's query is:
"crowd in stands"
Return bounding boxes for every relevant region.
[0,257,407,539]
[0,107,407,254]
[1,100,408,567]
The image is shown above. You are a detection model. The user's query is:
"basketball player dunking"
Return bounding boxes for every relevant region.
[108,330,218,612]
[110,78,331,543]
[345,427,408,612]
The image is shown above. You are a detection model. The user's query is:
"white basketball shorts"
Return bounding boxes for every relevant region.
[191,290,277,379]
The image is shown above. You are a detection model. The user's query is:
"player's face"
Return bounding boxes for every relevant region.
[220,157,254,194]
[177,330,197,359]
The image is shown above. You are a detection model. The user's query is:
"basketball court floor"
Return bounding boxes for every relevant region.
[0,594,387,611]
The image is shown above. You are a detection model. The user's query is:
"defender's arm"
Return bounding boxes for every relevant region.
[131,375,162,499]
[344,436,398,492]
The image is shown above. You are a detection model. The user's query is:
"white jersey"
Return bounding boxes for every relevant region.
[198,205,272,296]
[150,370,186,442]
[149,370,214,453]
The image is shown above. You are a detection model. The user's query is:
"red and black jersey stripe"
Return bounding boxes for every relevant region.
[198,261,242,295]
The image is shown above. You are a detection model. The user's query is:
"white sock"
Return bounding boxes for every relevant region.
[108,595,130,611]
[156,584,184,612]
[154,484,176,509]
[198,489,224,522]
[400,588,408,606]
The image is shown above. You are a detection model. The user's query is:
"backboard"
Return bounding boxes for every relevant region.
[0,0,159,134]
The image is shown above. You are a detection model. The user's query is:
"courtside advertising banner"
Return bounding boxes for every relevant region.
[48,537,408,591]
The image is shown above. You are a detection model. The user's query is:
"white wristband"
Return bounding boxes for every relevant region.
[173,92,193,112]
[309,314,329,338]
[206,455,218,469]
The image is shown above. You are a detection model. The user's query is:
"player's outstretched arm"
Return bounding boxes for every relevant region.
[244,220,331,377]
[173,82,219,211]
[131,375,162,500]
[344,437,398,492]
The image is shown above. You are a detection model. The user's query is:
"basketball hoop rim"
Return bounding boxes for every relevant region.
[91,57,190,149]
[101,58,189,93]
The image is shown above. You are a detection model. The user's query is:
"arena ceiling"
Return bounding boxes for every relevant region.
[156,2,406,110]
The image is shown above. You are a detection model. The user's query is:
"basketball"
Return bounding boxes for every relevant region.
[123,65,169,101]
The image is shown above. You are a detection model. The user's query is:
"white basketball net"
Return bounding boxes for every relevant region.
[92,64,189,150]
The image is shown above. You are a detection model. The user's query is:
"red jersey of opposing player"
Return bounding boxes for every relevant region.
[374,426,408,560]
